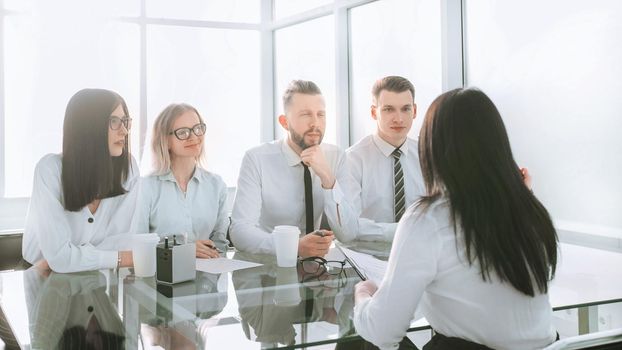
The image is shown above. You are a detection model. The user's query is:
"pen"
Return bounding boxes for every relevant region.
[313,230,326,237]
[205,243,223,253]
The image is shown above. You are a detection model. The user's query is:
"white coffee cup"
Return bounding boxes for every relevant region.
[131,233,160,277]
[273,266,301,306]
[273,225,300,267]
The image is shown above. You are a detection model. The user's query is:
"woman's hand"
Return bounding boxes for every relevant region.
[354,280,378,304]
[520,167,533,190]
[118,250,134,268]
[35,259,51,277]
[196,239,220,259]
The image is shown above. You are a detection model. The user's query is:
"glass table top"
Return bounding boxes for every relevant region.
[2,241,620,349]
[0,244,393,349]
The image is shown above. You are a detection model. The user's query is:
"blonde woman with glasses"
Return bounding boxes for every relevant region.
[135,103,228,258]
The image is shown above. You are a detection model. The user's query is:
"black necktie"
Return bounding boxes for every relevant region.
[302,164,315,321]
[392,148,405,222]
[302,163,314,234]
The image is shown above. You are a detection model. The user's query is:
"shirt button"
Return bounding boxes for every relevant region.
[88,218,94,223]
[87,306,94,312]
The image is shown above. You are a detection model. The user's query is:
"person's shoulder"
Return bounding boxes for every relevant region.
[37,153,61,167]
[346,135,374,155]
[198,168,227,188]
[31,154,62,193]
[35,153,62,176]
[244,140,281,158]
[139,173,161,186]
[401,197,451,233]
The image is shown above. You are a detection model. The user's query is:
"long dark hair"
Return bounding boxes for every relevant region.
[418,88,558,296]
[61,88,131,211]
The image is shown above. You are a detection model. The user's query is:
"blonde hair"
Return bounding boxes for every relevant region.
[151,103,207,175]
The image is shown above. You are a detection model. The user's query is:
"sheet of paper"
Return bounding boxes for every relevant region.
[196,257,262,274]
[339,245,388,285]
[325,242,345,261]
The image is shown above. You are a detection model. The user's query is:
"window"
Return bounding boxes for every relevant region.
[146,26,260,186]
[0,1,261,198]
[349,0,443,144]
[3,2,140,198]
[147,0,260,23]
[464,0,622,228]
[274,15,336,145]
[274,0,334,19]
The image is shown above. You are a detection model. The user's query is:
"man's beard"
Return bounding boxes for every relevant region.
[290,127,324,150]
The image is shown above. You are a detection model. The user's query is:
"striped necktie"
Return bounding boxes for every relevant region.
[392,148,405,222]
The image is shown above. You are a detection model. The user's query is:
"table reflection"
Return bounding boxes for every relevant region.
[127,270,228,349]
[231,251,358,348]
[23,267,124,350]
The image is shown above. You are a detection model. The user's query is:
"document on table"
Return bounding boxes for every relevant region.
[338,245,388,285]
[196,257,262,274]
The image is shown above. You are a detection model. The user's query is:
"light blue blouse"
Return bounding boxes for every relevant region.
[134,167,229,251]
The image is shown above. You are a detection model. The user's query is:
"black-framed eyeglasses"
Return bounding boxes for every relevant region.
[299,257,346,276]
[109,116,132,131]
[169,123,206,140]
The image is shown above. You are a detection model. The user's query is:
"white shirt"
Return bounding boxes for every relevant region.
[22,153,140,272]
[345,134,425,241]
[230,139,358,254]
[353,199,556,350]
[134,168,229,251]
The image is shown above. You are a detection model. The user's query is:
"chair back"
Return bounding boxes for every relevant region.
[0,232,23,271]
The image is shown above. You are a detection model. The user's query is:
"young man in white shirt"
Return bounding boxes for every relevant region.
[230,80,357,256]
[345,76,425,241]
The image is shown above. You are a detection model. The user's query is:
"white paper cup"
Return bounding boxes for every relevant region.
[132,234,160,277]
[273,225,300,267]
[273,266,301,306]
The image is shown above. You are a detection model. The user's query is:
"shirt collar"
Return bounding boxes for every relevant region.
[156,166,203,183]
[372,133,409,157]
[157,171,176,182]
[280,138,303,167]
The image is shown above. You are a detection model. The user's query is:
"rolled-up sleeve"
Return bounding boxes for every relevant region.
[323,152,359,242]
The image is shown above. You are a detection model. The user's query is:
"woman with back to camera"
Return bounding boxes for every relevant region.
[134,103,228,258]
[22,88,138,272]
[353,88,558,349]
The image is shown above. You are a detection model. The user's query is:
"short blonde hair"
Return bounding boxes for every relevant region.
[151,103,207,175]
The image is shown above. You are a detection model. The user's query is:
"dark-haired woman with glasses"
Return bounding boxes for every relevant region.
[134,103,228,258]
[353,88,558,349]
[22,88,139,272]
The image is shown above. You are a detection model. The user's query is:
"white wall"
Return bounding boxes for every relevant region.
[464,0,622,234]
